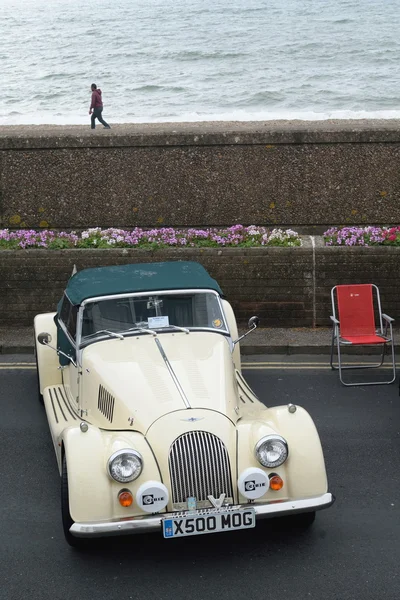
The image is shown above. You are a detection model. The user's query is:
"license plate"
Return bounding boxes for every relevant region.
[162,508,256,538]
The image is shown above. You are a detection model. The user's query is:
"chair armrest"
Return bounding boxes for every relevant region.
[382,314,394,323]
[330,316,340,325]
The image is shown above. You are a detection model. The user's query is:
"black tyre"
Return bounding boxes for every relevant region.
[282,511,316,530]
[61,456,88,549]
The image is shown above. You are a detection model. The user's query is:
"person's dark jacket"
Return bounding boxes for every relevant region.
[90,89,103,110]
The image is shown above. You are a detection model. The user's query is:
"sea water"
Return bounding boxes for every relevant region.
[1,0,400,125]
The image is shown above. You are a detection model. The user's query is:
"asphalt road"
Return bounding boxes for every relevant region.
[0,355,399,600]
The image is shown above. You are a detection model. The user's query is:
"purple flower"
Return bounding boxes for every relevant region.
[0,226,302,249]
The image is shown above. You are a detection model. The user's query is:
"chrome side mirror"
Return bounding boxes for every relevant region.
[232,315,260,346]
[37,332,77,368]
[248,316,260,329]
[38,332,52,345]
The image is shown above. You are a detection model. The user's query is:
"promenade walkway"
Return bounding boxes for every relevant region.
[2,325,400,355]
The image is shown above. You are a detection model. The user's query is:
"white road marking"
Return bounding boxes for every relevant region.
[0,364,36,369]
[0,362,397,372]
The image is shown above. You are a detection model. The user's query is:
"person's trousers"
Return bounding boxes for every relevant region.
[91,107,110,129]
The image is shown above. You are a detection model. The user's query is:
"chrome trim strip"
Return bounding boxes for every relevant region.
[76,305,83,365]
[154,337,191,408]
[81,288,224,312]
[70,493,335,537]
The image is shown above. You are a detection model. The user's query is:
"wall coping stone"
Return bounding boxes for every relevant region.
[2,119,400,150]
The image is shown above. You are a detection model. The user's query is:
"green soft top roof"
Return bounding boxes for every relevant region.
[64,261,224,306]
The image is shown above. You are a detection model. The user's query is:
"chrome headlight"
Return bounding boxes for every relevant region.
[255,435,288,468]
[108,449,143,483]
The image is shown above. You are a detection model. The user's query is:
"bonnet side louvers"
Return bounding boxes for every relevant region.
[98,385,115,422]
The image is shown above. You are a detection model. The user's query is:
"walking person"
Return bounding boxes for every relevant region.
[89,83,111,129]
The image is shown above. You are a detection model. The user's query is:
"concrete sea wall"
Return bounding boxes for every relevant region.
[1,120,400,230]
[1,240,399,327]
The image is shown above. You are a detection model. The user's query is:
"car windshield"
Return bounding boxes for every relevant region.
[81,291,227,340]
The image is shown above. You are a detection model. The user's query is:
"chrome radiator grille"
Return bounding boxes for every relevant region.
[169,431,233,504]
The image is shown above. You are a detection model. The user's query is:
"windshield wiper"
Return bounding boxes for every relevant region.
[84,329,124,340]
[120,327,158,337]
[119,325,189,337]
[164,325,190,334]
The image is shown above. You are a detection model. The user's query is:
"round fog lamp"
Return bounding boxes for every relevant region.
[108,449,143,483]
[255,435,288,468]
[136,481,169,513]
[238,467,270,500]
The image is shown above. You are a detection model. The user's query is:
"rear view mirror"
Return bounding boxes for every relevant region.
[248,316,260,329]
[37,332,52,345]
[37,332,77,368]
[232,315,260,346]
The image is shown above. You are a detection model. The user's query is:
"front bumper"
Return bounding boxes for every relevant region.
[70,492,335,538]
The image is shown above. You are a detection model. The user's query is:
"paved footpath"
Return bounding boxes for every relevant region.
[2,325,400,355]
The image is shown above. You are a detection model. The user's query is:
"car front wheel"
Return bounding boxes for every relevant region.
[283,511,316,529]
[61,456,88,549]
[34,342,44,405]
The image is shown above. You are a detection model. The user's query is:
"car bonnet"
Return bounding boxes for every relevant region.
[80,331,240,433]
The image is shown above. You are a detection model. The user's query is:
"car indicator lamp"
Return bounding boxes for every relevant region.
[255,435,288,468]
[269,474,284,491]
[108,449,143,483]
[118,490,134,507]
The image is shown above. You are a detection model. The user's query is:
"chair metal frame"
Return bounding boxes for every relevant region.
[330,284,396,386]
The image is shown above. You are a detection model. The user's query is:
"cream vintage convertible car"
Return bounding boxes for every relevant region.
[34,261,334,547]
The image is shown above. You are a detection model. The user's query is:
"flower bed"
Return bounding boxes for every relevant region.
[324,226,400,246]
[0,226,301,250]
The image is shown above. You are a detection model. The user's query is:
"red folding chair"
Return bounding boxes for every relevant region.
[330,284,396,386]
